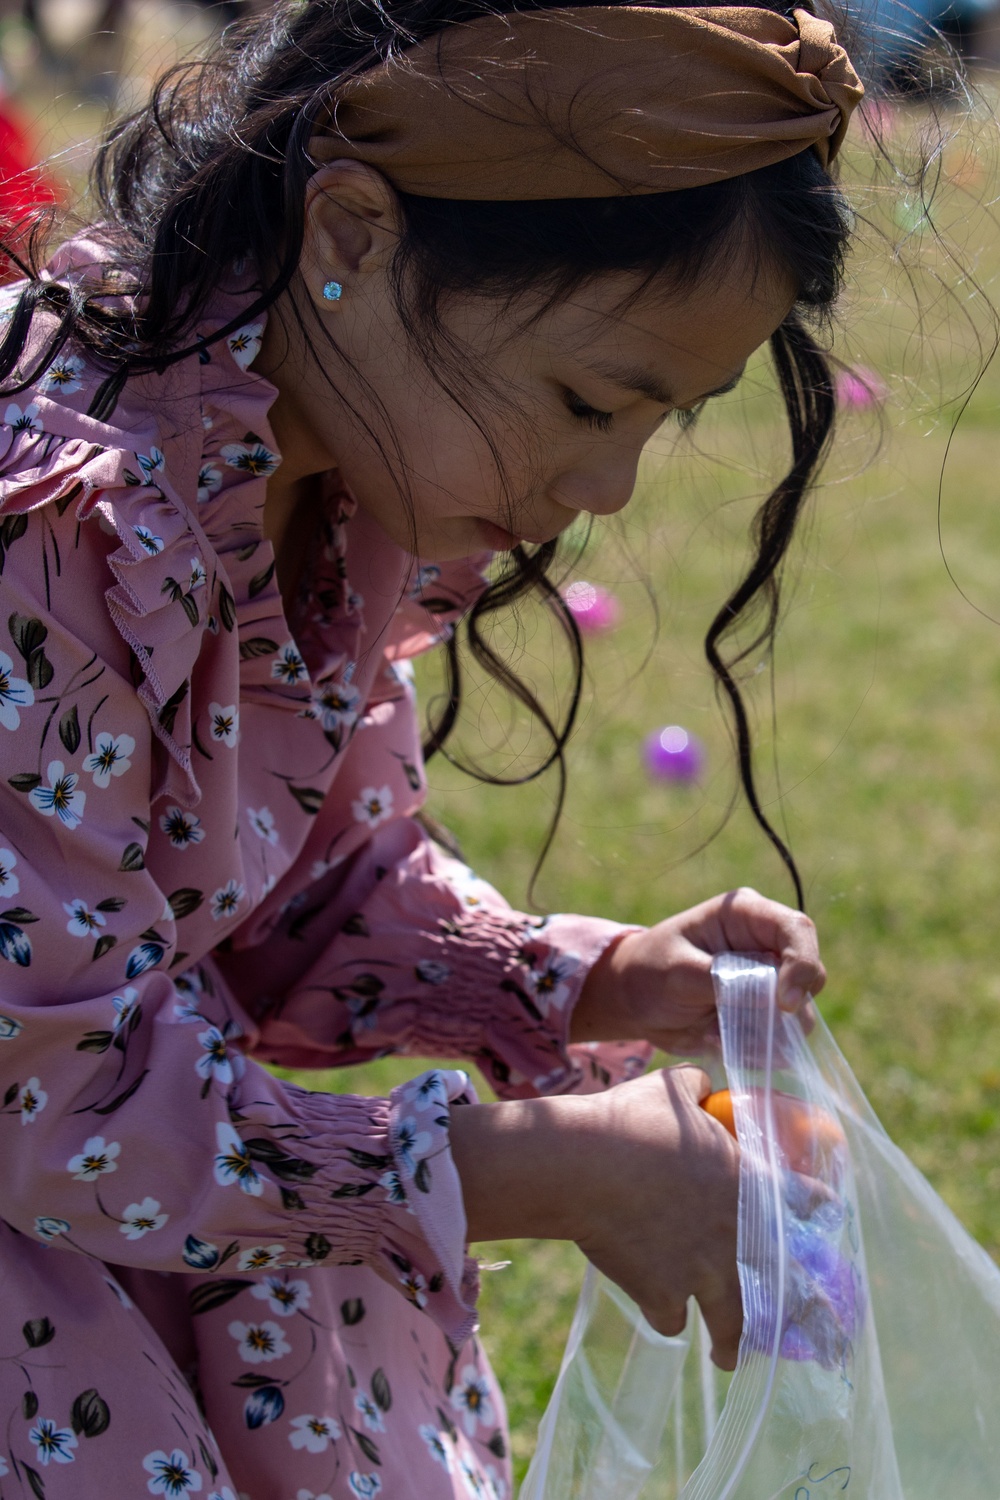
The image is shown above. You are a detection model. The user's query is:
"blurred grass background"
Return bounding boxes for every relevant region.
[10,9,1000,1483]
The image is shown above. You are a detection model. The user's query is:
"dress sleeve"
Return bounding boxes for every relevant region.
[217,661,653,1099]
[0,503,479,1343]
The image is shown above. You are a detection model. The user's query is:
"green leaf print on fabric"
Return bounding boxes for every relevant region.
[371,1370,391,1413]
[167,889,204,921]
[189,1280,253,1317]
[23,1318,55,1348]
[286,785,324,816]
[58,706,80,756]
[237,636,278,661]
[70,1389,110,1439]
[341,1298,365,1326]
[118,842,145,872]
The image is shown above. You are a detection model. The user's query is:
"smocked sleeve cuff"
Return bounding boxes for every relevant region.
[401,908,653,1099]
[263,1068,479,1344]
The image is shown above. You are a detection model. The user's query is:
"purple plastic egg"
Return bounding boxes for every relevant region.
[562,580,621,634]
[644,725,704,783]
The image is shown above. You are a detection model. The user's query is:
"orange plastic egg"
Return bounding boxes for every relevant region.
[701,1088,845,1176]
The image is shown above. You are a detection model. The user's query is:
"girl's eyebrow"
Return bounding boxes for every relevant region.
[585,360,746,406]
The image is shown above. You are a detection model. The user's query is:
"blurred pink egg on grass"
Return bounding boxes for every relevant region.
[835,366,887,410]
[561,580,621,634]
[644,725,705,783]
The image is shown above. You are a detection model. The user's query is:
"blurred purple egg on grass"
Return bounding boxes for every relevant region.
[644,725,705,783]
[561,580,621,634]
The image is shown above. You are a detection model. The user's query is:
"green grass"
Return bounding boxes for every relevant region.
[22,55,1000,1487]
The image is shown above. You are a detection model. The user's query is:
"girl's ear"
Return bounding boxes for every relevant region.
[299,160,402,309]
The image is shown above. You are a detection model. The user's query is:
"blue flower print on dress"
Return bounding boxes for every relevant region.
[111,988,139,1030]
[159,805,205,849]
[0,650,34,729]
[82,731,135,787]
[354,1391,385,1434]
[195,1020,243,1087]
[133,524,165,555]
[136,446,165,483]
[451,1363,495,1437]
[182,1234,221,1270]
[220,436,279,477]
[214,1121,263,1196]
[38,352,85,395]
[34,1216,70,1242]
[271,642,307,686]
[197,463,222,502]
[0,847,18,898]
[243,1385,285,1430]
[125,939,165,979]
[211,879,245,922]
[29,760,86,829]
[63,898,106,938]
[5,402,42,434]
[142,1448,203,1495]
[29,1417,78,1466]
[419,1424,454,1473]
[348,1472,381,1498]
[0,920,31,966]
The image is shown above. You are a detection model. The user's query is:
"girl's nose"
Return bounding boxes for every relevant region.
[550,451,642,518]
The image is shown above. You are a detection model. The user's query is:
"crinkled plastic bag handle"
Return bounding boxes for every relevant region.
[522,953,1000,1498]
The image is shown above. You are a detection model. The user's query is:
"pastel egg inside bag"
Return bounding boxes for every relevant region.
[520,954,1000,1499]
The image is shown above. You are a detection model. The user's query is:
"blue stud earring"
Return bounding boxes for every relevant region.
[322,279,343,303]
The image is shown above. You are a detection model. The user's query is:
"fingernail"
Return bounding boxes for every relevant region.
[780,985,804,1012]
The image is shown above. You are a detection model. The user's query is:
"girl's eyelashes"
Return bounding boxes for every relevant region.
[562,387,615,432]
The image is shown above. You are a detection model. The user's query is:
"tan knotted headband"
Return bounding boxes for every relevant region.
[318,5,864,200]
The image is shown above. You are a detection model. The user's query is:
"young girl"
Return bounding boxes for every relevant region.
[0,2,856,1495]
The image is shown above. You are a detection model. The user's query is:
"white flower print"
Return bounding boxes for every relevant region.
[195,1025,240,1086]
[288,1414,341,1453]
[227,322,264,369]
[0,1012,22,1039]
[307,675,360,734]
[104,1274,134,1308]
[236,1243,285,1272]
[39,353,85,395]
[5,401,42,433]
[251,1275,312,1318]
[159,805,205,848]
[413,1070,449,1112]
[214,1121,263,1195]
[220,439,279,477]
[19,1077,47,1125]
[63,898,107,938]
[188,557,207,591]
[197,463,222,502]
[0,650,33,730]
[137,446,165,482]
[67,1135,120,1181]
[35,1216,70,1241]
[143,1449,203,1495]
[354,1392,385,1434]
[0,1454,8,1475]
[415,959,450,985]
[484,1464,507,1499]
[348,1474,381,1498]
[112,987,139,1030]
[379,1168,410,1211]
[227,1319,291,1364]
[398,1266,427,1309]
[459,1456,487,1499]
[211,879,245,922]
[119,1196,168,1239]
[133,524,165,555]
[351,785,394,829]
[0,847,19,898]
[451,1364,495,1436]
[524,952,581,1014]
[296,1492,332,1500]
[29,1418,77,1466]
[271,641,306,685]
[207,702,239,746]
[419,1425,453,1472]
[449,864,491,911]
[208,1491,237,1500]
[82,730,135,787]
[393,1116,431,1179]
[29,760,86,828]
[247,806,278,844]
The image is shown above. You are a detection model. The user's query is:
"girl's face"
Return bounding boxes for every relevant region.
[262,166,797,562]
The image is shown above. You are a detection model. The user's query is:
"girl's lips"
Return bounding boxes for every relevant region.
[477,520,523,551]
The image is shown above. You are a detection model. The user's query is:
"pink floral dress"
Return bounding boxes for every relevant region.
[0,239,650,1500]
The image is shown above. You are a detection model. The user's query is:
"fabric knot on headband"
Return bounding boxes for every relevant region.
[320,5,865,200]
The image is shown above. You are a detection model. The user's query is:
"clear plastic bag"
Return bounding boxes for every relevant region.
[521,953,1000,1499]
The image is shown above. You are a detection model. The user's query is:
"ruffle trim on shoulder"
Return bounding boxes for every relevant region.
[0,408,215,807]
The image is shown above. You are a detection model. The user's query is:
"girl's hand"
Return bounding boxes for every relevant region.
[450,1065,743,1367]
[572,887,825,1054]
